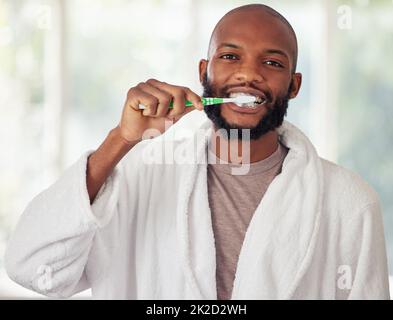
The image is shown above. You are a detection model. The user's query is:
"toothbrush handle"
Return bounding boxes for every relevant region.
[138,97,222,110]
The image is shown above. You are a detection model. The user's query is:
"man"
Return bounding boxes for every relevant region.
[5,4,390,299]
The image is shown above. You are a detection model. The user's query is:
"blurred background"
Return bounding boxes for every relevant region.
[0,0,392,299]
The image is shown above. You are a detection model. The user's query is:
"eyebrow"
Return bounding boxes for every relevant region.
[264,49,289,60]
[217,43,242,50]
[217,43,289,60]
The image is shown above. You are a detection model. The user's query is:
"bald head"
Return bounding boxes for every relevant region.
[208,4,298,72]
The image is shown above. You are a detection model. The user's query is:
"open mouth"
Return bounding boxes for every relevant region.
[228,92,267,109]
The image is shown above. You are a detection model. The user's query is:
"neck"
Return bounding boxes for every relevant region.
[210,129,279,164]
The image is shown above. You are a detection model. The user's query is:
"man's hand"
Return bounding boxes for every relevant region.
[119,79,204,143]
[87,79,203,203]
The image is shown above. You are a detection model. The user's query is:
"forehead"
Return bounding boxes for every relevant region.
[210,10,295,57]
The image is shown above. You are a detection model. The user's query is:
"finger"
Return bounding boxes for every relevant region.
[146,79,181,118]
[183,105,196,115]
[146,80,202,116]
[138,82,172,117]
[166,87,186,118]
[128,86,158,116]
[149,84,186,118]
[183,87,204,111]
[146,78,167,87]
[167,106,196,125]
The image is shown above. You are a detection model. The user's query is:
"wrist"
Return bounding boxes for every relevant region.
[110,126,141,149]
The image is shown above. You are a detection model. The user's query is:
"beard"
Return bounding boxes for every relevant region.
[202,73,291,140]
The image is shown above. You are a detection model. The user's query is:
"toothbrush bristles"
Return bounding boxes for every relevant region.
[233,95,257,104]
[232,95,265,105]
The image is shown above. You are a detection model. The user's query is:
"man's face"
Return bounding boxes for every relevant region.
[202,73,291,140]
[199,9,302,139]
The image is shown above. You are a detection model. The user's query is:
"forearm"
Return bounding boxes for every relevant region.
[87,126,139,204]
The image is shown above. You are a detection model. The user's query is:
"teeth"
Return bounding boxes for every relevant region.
[240,103,258,109]
[229,92,256,98]
[229,92,265,108]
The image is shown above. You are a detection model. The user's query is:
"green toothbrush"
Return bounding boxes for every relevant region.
[138,95,263,110]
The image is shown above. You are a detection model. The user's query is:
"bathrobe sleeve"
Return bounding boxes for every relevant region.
[348,202,390,300]
[4,150,125,298]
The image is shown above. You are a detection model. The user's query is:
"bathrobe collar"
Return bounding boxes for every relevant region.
[174,119,324,299]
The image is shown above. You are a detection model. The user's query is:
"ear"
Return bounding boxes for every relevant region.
[199,59,208,84]
[289,73,302,99]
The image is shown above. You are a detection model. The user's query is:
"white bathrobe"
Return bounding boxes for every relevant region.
[5,111,390,299]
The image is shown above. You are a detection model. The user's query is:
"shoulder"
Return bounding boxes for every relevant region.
[320,158,380,215]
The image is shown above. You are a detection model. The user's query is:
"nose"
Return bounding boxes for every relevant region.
[233,61,264,84]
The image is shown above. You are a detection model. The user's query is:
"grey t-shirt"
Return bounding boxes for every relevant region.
[207,141,289,300]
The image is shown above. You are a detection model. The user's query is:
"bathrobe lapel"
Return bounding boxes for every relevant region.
[231,121,324,299]
[175,123,217,299]
[176,120,324,300]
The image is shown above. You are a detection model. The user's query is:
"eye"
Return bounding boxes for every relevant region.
[220,54,238,60]
[264,60,284,68]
